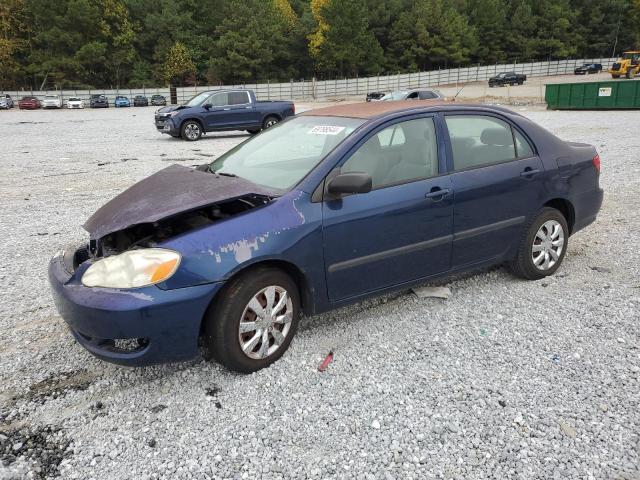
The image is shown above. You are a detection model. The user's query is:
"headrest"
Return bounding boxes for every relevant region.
[480,127,512,146]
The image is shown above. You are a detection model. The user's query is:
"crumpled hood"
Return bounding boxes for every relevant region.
[156,105,189,115]
[83,164,273,240]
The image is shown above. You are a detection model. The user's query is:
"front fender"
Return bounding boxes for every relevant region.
[157,190,324,291]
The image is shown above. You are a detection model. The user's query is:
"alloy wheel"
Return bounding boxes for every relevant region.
[184,123,201,140]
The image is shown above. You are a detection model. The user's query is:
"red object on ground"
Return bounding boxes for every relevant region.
[318,351,333,372]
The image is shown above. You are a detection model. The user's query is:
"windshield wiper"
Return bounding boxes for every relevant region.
[216,171,238,178]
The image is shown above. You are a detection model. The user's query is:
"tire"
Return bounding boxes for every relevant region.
[247,129,261,135]
[181,120,203,141]
[626,69,634,79]
[510,207,569,280]
[204,267,301,373]
[612,74,620,79]
[262,115,279,130]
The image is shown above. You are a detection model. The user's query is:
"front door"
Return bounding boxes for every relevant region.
[322,116,454,302]
[202,91,258,130]
[443,113,545,267]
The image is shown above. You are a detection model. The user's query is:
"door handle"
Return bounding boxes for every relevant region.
[425,188,451,201]
[222,107,231,111]
[520,168,542,177]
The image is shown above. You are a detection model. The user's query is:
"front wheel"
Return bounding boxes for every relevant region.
[510,207,568,280]
[204,268,300,373]
[181,120,203,141]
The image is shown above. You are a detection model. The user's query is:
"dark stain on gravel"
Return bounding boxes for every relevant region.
[205,386,220,397]
[149,405,167,414]
[25,370,95,405]
[161,157,198,162]
[0,425,72,478]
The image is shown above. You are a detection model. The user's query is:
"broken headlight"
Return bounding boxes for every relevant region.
[81,248,181,289]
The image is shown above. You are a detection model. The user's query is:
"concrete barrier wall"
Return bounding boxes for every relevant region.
[1,57,615,104]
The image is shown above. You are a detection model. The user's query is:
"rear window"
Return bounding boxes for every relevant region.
[229,91,250,105]
[445,115,516,170]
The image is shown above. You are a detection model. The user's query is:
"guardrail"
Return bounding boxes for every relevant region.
[1,57,615,105]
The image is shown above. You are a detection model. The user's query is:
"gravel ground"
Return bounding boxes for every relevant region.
[0,104,639,480]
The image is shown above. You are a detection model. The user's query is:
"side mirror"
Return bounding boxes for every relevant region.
[326,172,372,196]
[203,103,212,110]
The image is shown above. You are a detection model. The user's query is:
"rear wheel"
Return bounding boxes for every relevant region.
[262,116,279,130]
[204,268,300,373]
[510,207,568,280]
[181,120,202,141]
[612,74,620,79]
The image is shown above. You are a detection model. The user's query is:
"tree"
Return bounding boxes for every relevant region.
[163,41,196,85]
[308,0,384,77]
[468,0,508,63]
[387,0,477,71]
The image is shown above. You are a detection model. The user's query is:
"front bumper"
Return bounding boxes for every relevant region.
[155,117,178,135]
[48,248,222,366]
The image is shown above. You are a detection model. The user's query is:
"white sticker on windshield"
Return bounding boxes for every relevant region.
[308,125,346,135]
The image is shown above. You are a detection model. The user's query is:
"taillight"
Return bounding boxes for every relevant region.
[292,104,296,115]
[592,153,601,173]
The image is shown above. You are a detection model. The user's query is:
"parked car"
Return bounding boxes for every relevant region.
[488,72,526,87]
[0,94,14,109]
[90,94,109,108]
[154,89,295,140]
[66,97,84,109]
[133,95,149,107]
[43,94,62,109]
[151,95,167,106]
[574,63,602,75]
[380,89,444,101]
[366,91,387,102]
[50,101,603,372]
[18,96,42,109]
[115,96,130,107]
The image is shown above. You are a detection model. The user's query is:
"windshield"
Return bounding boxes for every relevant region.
[208,115,364,190]
[185,92,211,107]
[69,98,80,101]
[381,90,408,101]
[45,95,58,99]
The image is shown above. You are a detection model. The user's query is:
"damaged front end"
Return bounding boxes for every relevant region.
[90,193,270,258]
[77,163,274,262]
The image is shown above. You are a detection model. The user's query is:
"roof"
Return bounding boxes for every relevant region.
[300,100,451,119]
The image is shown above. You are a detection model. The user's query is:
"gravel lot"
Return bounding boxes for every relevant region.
[0,104,639,480]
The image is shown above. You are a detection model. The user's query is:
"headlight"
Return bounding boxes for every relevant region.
[81,248,181,289]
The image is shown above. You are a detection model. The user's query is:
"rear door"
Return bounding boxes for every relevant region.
[322,115,454,301]
[443,114,544,267]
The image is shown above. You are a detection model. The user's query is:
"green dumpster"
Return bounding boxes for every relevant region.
[545,79,640,110]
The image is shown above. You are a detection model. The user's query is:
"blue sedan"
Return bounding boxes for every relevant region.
[114,96,130,107]
[49,102,603,372]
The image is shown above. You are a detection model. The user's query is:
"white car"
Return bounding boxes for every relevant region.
[43,95,62,109]
[66,97,84,109]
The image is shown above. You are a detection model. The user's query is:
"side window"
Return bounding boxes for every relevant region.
[445,115,516,170]
[419,91,437,100]
[209,92,229,106]
[228,91,250,105]
[514,129,534,158]
[377,125,405,147]
[406,91,419,100]
[341,118,438,189]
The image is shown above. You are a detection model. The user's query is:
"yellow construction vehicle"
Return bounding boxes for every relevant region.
[609,51,640,79]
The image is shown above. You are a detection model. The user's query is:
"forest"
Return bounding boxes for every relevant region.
[0,0,638,90]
